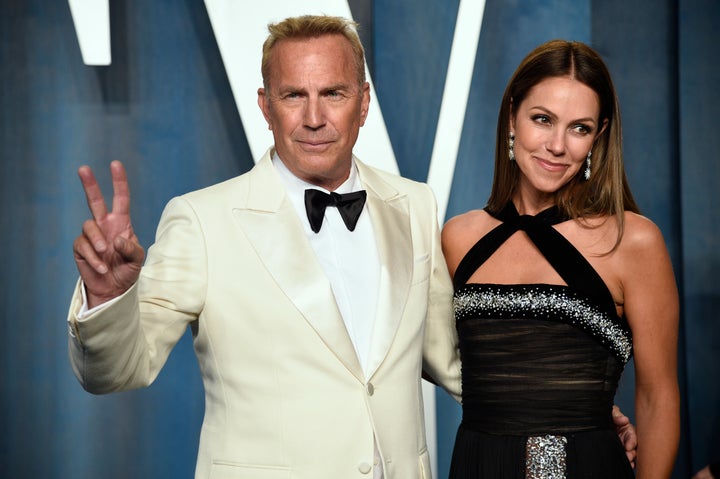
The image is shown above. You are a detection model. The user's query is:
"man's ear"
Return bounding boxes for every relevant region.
[257,88,273,130]
[359,82,371,127]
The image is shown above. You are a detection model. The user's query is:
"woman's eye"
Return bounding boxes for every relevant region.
[573,124,592,135]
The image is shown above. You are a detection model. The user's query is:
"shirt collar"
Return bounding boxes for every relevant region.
[272,152,362,197]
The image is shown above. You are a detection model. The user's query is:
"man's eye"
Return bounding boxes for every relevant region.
[277,91,302,100]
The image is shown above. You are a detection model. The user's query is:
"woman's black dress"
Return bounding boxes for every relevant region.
[448,203,634,478]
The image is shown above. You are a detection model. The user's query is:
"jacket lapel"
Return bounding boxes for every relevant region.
[233,151,364,381]
[356,160,413,378]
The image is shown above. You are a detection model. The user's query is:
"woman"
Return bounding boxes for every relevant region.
[442,40,680,478]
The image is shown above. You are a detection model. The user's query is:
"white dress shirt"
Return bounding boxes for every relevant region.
[273,154,384,478]
[272,154,381,374]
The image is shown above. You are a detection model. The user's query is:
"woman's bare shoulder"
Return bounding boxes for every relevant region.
[620,211,667,251]
[444,208,486,227]
[442,209,498,274]
[443,208,496,240]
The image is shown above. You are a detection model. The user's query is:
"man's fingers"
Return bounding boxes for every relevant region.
[692,466,712,479]
[73,235,108,275]
[611,405,627,422]
[79,161,132,219]
[114,235,145,265]
[81,219,108,253]
[78,165,109,221]
[110,160,131,215]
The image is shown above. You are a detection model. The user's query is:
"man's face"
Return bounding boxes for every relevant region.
[258,34,370,191]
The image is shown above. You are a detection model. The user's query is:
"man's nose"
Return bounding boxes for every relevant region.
[303,97,325,129]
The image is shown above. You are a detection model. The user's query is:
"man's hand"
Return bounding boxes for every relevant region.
[693,465,715,479]
[612,405,637,468]
[73,161,145,308]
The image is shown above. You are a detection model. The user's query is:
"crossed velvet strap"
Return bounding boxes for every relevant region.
[452,202,616,313]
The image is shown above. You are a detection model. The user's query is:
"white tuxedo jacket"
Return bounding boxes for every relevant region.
[68,149,460,479]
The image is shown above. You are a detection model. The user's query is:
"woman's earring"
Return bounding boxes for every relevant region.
[584,150,592,180]
[509,133,515,161]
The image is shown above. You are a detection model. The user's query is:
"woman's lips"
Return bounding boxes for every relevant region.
[535,156,568,172]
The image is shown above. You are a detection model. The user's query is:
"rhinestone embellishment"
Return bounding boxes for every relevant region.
[454,285,633,362]
[526,434,567,478]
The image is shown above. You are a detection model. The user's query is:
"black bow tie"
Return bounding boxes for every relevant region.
[304,188,367,233]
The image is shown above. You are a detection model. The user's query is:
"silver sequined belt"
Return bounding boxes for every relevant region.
[526,434,568,479]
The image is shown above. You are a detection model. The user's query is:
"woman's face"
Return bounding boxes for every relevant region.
[510,75,603,200]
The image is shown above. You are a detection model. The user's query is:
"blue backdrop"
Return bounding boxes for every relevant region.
[1,0,718,478]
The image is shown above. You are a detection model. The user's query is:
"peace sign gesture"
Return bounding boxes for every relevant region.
[73,161,145,309]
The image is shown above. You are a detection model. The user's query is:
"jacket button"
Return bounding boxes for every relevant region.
[358,462,372,474]
[366,382,374,396]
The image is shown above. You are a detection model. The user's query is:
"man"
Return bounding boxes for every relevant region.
[68,15,636,479]
[69,15,459,479]
[694,461,720,479]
